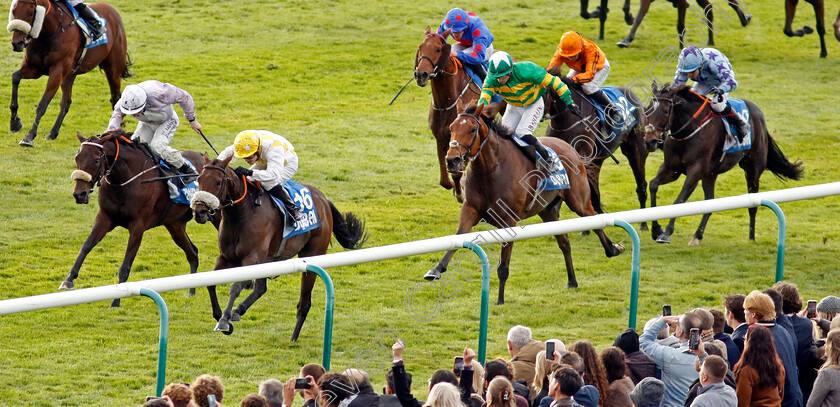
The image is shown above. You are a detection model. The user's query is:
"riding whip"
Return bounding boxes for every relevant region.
[389,77,415,105]
[197,129,219,155]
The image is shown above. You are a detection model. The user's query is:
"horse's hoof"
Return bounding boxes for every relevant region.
[624,13,635,25]
[580,230,591,236]
[803,25,815,35]
[617,39,631,48]
[187,288,195,297]
[222,325,234,335]
[454,191,464,204]
[640,223,649,232]
[231,311,241,322]
[656,234,671,244]
[58,280,74,290]
[45,132,58,141]
[10,118,22,132]
[688,237,701,246]
[568,281,579,289]
[741,14,752,26]
[423,268,443,281]
[214,319,233,333]
[109,299,122,308]
[18,138,33,147]
[613,242,626,255]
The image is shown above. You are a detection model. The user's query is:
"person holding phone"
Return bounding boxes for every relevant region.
[807,328,840,407]
[507,325,546,400]
[732,325,786,407]
[638,313,704,407]
[191,374,224,407]
[773,281,824,403]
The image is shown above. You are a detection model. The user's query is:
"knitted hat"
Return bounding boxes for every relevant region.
[817,295,840,314]
[629,377,665,407]
[614,328,640,354]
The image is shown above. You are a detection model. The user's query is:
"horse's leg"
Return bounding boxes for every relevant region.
[538,207,577,288]
[580,0,594,18]
[696,0,714,46]
[424,205,480,280]
[100,47,125,108]
[20,66,67,147]
[806,0,828,57]
[597,0,609,40]
[677,2,689,48]
[434,129,454,190]
[230,277,268,321]
[620,133,649,231]
[660,168,704,243]
[10,70,25,132]
[46,75,76,140]
[165,221,199,296]
[833,9,840,41]
[60,213,115,290]
[649,165,682,241]
[744,162,761,241]
[291,271,318,342]
[496,242,514,305]
[208,256,233,322]
[109,223,148,308]
[728,0,752,26]
[689,173,719,246]
[214,280,251,335]
[623,0,635,24]
[563,186,626,258]
[784,0,810,37]
[618,0,652,47]
[452,172,464,203]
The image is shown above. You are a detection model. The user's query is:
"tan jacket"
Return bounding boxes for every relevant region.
[511,340,545,400]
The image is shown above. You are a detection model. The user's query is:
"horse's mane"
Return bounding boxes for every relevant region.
[96,129,138,147]
[462,105,517,140]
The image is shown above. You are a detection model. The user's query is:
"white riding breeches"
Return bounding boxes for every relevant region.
[132,117,186,168]
[692,83,728,112]
[568,58,611,95]
[501,98,544,137]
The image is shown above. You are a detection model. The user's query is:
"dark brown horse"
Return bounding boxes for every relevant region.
[7,0,131,146]
[579,0,636,41]
[414,26,503,202]
[423,105,624,305]
[783,0,828,57]
[643,85,803,245]
[617,0,751,48]
[65,130,217,308]
[190,156,367,339]
[544,82,649,229]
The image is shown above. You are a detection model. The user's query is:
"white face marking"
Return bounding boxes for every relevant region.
[460,118,468,124]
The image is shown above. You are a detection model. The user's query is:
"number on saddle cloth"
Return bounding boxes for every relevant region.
[67,3,109,48]
[721,98,752,153]
[586,86,638,135]
[266,180,322,238]
[510,136,570,191]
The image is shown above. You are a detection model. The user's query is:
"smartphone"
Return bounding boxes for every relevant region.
[545,341,555,361]
[453,356,464,374]
[807,300,817,319]
[689,328,700,350]
[207,394,217,407]
[662,304,672,316]
[295,377,311,389]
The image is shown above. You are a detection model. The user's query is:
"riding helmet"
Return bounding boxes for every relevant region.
[234,130,262,158]
[558,32,584,57]
[677,46,705,73]
[442,8,470,33]
[487,52,514,80]
[119,85,147,115]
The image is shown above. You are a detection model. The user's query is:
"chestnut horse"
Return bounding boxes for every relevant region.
[617,0,751,48]
[190,156,367,339]
[414,26,503,202]
[643,85,803,245]
[424,105,624,305]
[66,130,217,308]
[7,0,131,146]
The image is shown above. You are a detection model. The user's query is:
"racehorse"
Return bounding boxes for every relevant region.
[617,0,751,48]
[643,84,803,245]
[783,0,828,57]
[579,0,636,41]
[7,0,131,147]
[190,156,367,339]
[414,26,503,202]
[424,105,624,305]
[66,130,217,308]
[544,82,649,229]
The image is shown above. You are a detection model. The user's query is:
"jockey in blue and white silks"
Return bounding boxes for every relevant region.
[672,46,750,141]
[437,8,494,81]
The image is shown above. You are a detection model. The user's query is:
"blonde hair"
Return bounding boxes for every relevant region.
[822,329,840,370]
[487,376,515,407]
[532,350,553,393]
[470,360,485,395]
[423,382,461,407]
[744,290,776,321]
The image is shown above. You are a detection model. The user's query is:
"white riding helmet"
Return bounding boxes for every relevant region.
[119,85,147,115]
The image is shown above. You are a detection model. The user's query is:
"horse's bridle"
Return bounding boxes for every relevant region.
[10,0,75,39]
[77,138,121,188]
[448,113,490,166]
[415,33,479,111]
[199,164,250,213]
[644,91,713,144]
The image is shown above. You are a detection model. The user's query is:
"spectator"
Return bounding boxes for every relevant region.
[423,382,462,407]
[508,325,546,396]
[644,318,678,349]
[807,328,840,407]
[391,340,459,407]
[487,376,517,407]
[192,374,225,407]
[614,329,657,385]
[733,325,785,407]
[258,379,283,407]
[764,288,797,339]
[639,313,702,407]
[816,296,840,338]
[687,355,736,407]
[382,368,406,407]
[240,393,269,407]
[144,396,175,407]
[162,382,194,407]
[316,373,355,407]
[485,358,530,407]
[689,309,714,342]
[683,340,735,407]
[533,350,552,407]
[628,377,664,407]
[551,351,599,407]
[709,309,740,367]
[548,366,585,407]
[343,368,382,407]
[570,341,609,407]
[599,346,634,407]
[723,294,748,352]
[468,358,486,407]
[774,281,823,403]
[744,290,803,407]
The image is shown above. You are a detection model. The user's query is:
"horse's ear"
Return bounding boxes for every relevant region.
[442,28,451,38]
[202,153,211,164]
[77,132,86,143]
[425,26,432,35]
[651,82,659,93]
[220,155,234,168]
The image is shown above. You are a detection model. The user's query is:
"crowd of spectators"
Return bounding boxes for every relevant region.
[138,282,840,407]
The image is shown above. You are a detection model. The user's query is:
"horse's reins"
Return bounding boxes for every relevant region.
[200,164,251,212]
[415,33,480,112]
[448,113,491,167]
[14,0,94,71]
[647,91,715,144]
[80,136,161,187]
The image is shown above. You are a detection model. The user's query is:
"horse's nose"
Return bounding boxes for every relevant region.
[415,71,429,87]
[74,190,89,204]
[11,41,24,52]
[193,209,208,224]
[446,156,464,174]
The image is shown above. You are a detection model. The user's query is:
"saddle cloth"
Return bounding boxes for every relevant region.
[587,86,639,140]
[163,160,198,204]
[267,180,321,238]
[67,4,108,48]
[511,135,571,191]
[464,64,503,104]
[721,98,752,153]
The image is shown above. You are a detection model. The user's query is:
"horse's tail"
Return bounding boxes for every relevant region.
[121,52,134,79]
[328,201,368,250]
[766,134,804,181]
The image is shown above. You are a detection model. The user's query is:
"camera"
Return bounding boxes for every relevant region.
[295,377,311,389]
[689,328,700,350]
[807,300,817,319]
[545,341,555,361]
[453,356,464,374]
[662,304,671,316]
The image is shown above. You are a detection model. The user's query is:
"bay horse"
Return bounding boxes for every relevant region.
[617,0,751,48]
[66,129,218,308]
[643,84,803,245]
[424,105,624,305]
[414,26,503,202]
[544,81,649,229]
[7,0,131,147]
[783,0,828,57]
[190,155,367,339]
[579,0,636,41]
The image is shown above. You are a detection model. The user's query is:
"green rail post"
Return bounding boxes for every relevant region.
[139,288,169,397]
[613,220,642,331]
[462,241,490,364]
[305,264,335,370]
[760,199,787,282]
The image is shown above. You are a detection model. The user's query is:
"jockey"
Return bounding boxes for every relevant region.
[65,0,104,41]
[672,46,750,142]
[437,8,494,81]
[217,130,304,222]
[548,31,622,127]
[108,80,203,187]
[477,51,582,173]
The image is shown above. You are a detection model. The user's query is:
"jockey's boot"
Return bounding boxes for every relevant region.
[175,163,197,187]
[520,134,559,173]
[721,104,750,143]
[464,62,487,82]
[73,4,105,41]
[590,89,623,128]
[268,184,304,222]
